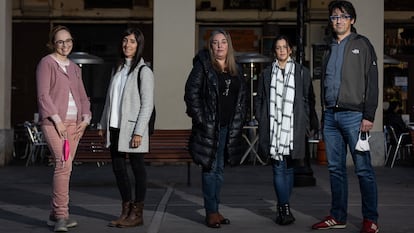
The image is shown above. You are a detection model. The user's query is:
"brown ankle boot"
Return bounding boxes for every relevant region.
[205,213,220,228]
[117,202,144,227]
[218,213,230,224]
[108,201,131,227]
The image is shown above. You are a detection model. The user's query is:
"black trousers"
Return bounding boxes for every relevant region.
[109,128,147,202]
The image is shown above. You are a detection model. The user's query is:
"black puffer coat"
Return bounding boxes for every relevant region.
[184,50,247,170]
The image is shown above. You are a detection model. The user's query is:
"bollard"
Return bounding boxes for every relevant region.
[317,140,327,165]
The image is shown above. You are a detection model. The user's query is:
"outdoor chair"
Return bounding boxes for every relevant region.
[23,121,48,166]
[384,125,412,168]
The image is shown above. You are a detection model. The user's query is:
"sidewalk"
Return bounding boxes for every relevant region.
[0,160,413,233]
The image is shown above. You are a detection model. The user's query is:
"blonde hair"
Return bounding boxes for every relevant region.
[208,29,239,76]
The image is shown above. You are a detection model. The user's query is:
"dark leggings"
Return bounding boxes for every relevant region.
[109,128,147,202]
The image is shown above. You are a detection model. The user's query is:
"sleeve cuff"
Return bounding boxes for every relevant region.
[50,114,62,124]
[82,114,92,125]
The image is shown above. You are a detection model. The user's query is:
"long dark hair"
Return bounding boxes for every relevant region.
[118,27,145,75]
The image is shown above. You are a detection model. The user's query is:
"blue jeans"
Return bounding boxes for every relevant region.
[202,126,227,215]
[272,159,294,205]
[323,109,378,223]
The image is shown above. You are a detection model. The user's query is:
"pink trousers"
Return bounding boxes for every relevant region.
[42,121,79,219]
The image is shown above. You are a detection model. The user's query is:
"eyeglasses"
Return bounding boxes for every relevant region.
[55,38,73,47]
[330,14,352,21]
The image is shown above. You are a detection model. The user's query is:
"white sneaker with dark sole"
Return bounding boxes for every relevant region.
[54,219,68,232]
[47,216,78,228]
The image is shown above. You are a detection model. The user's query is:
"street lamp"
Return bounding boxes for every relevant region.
[68,51,104,66]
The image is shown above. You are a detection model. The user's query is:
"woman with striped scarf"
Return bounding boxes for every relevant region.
[255,35,318,225]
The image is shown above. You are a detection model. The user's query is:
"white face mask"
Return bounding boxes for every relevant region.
[355,131,371,152]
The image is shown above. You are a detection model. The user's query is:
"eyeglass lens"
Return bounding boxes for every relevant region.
[55,39,73,46]
[330,15,351,21]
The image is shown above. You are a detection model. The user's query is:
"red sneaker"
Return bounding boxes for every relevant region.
[312,216,346,229]
[360,219,379,233]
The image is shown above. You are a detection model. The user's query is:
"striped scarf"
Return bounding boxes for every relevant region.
[269,58,295,160]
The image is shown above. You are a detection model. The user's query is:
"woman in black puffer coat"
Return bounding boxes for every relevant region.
[184,29,247,228]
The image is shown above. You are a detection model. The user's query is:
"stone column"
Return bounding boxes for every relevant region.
[0,0,13,166]
[153,0,195,129]
[349,0,384,166]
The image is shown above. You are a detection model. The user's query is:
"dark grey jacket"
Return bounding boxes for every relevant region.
[321,33,378,122]
[255,63,318,159]
[184,50,247,169]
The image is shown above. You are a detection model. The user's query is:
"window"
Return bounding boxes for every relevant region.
[84,0,133,9]
[223,0,271,10]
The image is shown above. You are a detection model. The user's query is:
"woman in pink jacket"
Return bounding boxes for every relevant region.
[36,25,91,232]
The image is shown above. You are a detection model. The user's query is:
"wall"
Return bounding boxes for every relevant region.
[0,0,13,166]
[153,0,195,129]
[350,0,384,166]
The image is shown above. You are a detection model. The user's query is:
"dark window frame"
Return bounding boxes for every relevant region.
[223,0,271,10]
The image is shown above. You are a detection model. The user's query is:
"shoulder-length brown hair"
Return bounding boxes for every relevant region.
[271,35,295,60]
[46,25,72,52]
[208,29,239,76]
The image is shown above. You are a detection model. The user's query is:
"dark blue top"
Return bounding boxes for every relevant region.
[324,35,350,108]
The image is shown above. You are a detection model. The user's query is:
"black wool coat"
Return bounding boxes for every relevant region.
[184,50,247,170]
[255,63,319,159]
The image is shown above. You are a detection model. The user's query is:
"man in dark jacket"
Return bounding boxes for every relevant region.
[312,1,379,233]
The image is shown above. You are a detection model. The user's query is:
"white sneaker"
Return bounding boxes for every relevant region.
[54,219,68,232]
[47,215,78,228]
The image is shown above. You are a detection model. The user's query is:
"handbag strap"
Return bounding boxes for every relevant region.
[137,65,147,92]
